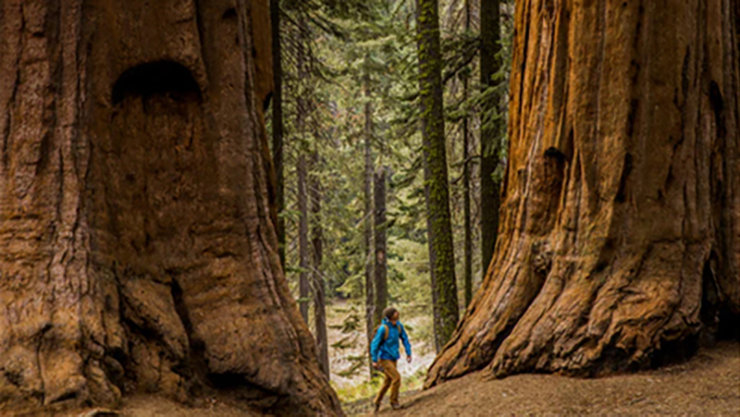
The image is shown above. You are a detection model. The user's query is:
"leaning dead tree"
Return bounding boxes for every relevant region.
[427,0,739,386]
[0,1,342,415]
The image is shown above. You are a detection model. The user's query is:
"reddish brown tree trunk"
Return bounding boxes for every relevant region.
[0,1,342,415]
[427,0,739,386]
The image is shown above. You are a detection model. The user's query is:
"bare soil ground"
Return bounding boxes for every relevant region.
[35,341,737,416]
[47,395,266,417]
[346,341,740,416]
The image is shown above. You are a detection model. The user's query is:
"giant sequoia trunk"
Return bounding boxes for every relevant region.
[427,0,739,386]
[0,1,342,415]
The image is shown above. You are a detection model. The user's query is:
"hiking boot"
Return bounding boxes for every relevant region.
[391,403,402,410]
[373,402,381,414]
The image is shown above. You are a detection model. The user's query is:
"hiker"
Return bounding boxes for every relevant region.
[371,306,412,412]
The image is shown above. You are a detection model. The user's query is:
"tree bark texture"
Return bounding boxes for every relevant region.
[373,167,388,326]
[463,0,473,308]
[417,0,460,352]
[310,150,329,378]
[479,0,502,281]
[363,75,375,376]
[427,0,739,386]
[0,1,342,415]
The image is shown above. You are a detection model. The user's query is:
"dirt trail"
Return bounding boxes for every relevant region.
[43,342,738,416]
[348,342,740,416]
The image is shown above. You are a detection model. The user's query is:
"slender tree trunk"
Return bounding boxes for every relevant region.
[297,154,310,323]
[295,14,310,324]
[479,0,503,281]
[463,0,474,308]
[0,1,343,415]
[373,166,389,325]
[416,0,460,352]
[271,0,285,268]
[363,74,376,376]
[427,0,739,387]
[310,150,329,377]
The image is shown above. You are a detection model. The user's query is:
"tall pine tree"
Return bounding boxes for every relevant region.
[416,0,459,351]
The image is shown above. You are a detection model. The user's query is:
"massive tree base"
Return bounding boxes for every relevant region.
[0,1,342,415]
[427,0,739,387]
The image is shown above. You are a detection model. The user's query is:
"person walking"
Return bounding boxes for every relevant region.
[371,306,412,413]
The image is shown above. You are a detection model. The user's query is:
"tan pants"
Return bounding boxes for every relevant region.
[374,359,401,405]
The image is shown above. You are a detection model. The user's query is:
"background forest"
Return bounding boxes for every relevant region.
[269,0,512,399]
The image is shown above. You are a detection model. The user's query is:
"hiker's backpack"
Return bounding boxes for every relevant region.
[375,322,400,347]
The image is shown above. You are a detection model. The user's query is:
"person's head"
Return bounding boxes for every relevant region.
[382,306,399,324]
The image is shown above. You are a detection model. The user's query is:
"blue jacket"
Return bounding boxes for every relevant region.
[370,318,412,362]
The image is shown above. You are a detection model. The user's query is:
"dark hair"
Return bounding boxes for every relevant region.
[382,307,398,321]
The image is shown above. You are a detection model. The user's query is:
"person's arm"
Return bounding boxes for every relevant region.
[400,323,412,358]
[370,326,385,364]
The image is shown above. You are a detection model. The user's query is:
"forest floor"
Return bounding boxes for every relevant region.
[54,340,739,416]
[345,341,740,416]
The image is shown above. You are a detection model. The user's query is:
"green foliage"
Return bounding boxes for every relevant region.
[269,0,514,396]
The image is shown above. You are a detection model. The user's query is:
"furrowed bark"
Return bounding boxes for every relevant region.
[0,1,343,415]
[427,0,739,387]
